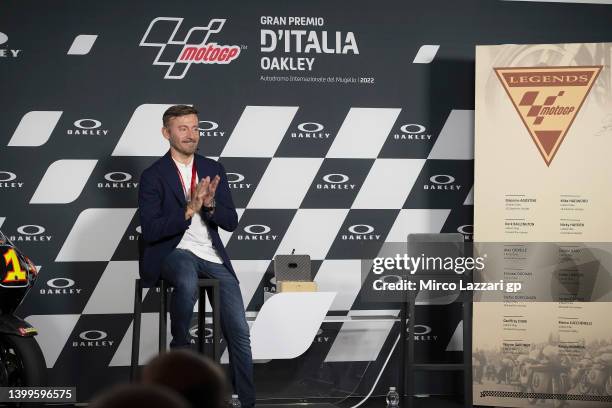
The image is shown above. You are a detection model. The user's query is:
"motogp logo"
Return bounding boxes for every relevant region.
[140,17,241,79]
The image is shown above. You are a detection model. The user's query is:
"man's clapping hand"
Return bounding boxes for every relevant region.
[185,175,220,219]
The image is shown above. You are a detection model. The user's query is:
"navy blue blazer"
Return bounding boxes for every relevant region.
[137,150,238,288]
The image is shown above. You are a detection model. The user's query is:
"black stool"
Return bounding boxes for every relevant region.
[130,278,221,382]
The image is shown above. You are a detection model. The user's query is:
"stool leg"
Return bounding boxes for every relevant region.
[398,299,407,408]
[130,279,143,382]
[198,286,205,354]
[159,281,167,352]
[407,293,416,408]
[212,281,221,363]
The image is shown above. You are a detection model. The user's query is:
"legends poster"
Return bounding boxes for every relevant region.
[474,43,612,407]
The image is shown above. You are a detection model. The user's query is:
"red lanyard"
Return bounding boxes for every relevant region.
[172,159,197,200]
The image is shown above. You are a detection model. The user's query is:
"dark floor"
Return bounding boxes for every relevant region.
[259,395,477,408]
[260,396,463,408]
[0,395,498,407]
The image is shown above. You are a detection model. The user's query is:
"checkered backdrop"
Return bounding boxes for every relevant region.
[2,0,612,402]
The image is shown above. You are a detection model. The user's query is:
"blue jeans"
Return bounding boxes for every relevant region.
[161,248,255,408]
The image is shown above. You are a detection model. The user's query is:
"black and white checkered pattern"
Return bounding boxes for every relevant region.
[2,0,611,402]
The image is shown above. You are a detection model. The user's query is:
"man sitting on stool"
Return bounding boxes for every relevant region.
[138,105,255,407]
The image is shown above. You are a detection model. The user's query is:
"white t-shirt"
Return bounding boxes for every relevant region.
[173,157,224,264]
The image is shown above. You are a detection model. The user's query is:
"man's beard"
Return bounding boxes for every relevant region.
[172,140,198,155]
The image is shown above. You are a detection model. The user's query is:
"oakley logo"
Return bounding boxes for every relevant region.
[430,175,455,185]
[74,119,102,129]
[400,124,426,134]
[322,174,349,184]
[227,173,245,183]
[199,121,219,131]
[297,122,324,132]
[244,224,271,235]
[348,224,374,234]
[79,330,107,341]
[47,278,75,289]
[457,225,473,235]
[0,171,17,182]
[104,172,132,182]
[17,225,45,235]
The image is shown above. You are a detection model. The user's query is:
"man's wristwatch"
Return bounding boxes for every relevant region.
[202,198,215,212]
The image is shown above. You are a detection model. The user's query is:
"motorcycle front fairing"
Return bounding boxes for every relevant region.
[0,230,40,336]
